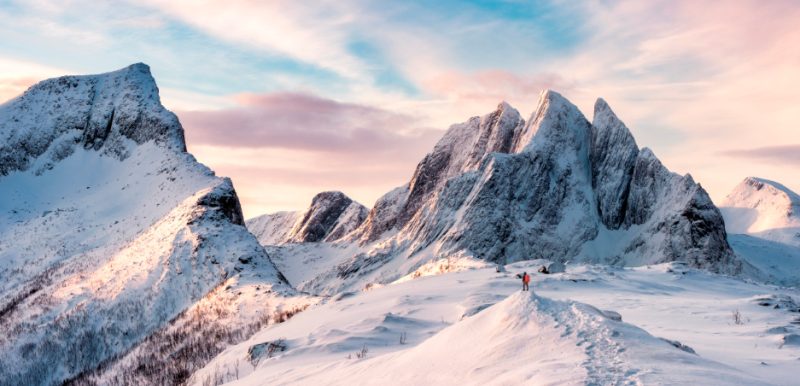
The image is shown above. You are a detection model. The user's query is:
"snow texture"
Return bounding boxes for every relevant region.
[721,177,800,247]
[196,262,792,385]
[0,64,296,385]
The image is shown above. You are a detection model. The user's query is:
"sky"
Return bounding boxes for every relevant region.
[1,0,799,218]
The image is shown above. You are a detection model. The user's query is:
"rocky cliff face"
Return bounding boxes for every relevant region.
[0,64,299,385]
[295,90,738,294]
[247,191,368,245]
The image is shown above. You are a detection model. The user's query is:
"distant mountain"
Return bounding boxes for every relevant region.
[720,177,800,247]
[253,91,740,295]
[0,64,306,385]
[247,191,368,245]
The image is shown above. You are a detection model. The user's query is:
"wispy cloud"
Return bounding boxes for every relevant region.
[179,92,441,154]
[721,145,800,165]
[178,92,444,216]
[2,0,800,212]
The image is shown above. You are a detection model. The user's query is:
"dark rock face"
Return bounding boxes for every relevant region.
[196,178,246,226]
[0,63,186,176]
[290,191,364,243]
[590,98,639,229]
[247,191,368,245]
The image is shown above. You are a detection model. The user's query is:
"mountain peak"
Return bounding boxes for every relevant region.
[0,63,185,176]
[590,98,640,228]
[721,177,800,242]
[740,177,800,203]
[513,88,590,155]
[287,191,368,243]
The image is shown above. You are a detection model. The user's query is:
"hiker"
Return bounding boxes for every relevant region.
[516,271,531,291]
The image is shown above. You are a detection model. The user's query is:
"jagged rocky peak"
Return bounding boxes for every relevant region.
[248,191,368,245]
[319,91,739,294]
[510,89,588,155]
[0,63,186,176]
[355,101,526,242]
[288,191,368,243]
[590,98,640,228]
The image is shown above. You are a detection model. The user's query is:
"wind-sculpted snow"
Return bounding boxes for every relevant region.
[196,264,779,385]
[257,90,738,295]
[0,65,300,385]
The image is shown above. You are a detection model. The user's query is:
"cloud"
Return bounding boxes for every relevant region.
[720,145,800,165]
[177,92,445,216]
[136,0,365,79]
[179,92,441,155]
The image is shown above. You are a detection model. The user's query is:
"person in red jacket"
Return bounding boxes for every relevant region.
[517,271,531,291]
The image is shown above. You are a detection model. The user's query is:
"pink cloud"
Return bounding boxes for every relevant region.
[179,92,442,155]
[0,77,39,104]
[721,145,800,165]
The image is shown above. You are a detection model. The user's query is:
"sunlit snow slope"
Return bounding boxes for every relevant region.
[721,177,800,247]
[198,262,797,385]
[0,64,298,385]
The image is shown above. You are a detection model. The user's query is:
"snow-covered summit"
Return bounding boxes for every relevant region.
[0,64,303,384]
[0,63,185,176]
[721,177,800,247]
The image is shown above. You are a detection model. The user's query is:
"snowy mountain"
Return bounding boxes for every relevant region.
[719,177,800,287]
[0,64,308,385]
[257,91,739,294]
[247,191,367,245]
[721,177,800,247]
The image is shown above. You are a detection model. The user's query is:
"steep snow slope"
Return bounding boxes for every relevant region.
[0,64,301,385]
[197,263,795,385]
[729,234,800,287]
[721,177,800,247]
[246,191,367,245]
[247,211,302,245]
[257,91,736,295]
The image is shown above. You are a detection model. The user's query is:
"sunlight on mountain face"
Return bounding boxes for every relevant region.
[2,3,800,383]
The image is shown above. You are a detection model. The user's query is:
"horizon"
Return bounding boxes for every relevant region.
[1,1,799,218]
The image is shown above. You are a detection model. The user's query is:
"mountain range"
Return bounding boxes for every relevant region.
[1,64,798,385]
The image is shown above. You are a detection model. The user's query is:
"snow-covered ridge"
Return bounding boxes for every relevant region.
[262,90,737,294]
[0,64,303,384]
[197,263,787,385]
[0,63,185,176]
